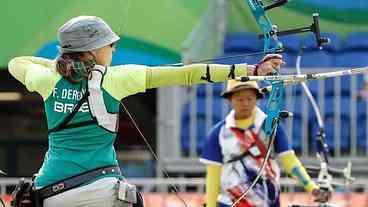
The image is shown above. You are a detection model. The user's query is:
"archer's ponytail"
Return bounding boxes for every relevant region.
[56,53,96,83]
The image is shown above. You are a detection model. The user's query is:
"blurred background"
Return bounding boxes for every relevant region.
[1,0,368,206]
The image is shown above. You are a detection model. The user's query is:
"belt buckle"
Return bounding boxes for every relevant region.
[52,183,65,193]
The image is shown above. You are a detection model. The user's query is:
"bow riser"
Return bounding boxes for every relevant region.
[264,81,285,136]
[244,0,286,139]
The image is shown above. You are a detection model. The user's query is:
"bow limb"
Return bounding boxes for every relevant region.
[295,47,334,202]
[295,48,329,164]
[245,0,283,53]
[295,46,355,206]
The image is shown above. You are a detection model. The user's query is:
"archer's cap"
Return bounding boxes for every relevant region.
[221,80,264,99]
[57,16,120,53]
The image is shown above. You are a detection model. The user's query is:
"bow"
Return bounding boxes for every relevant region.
[231,1,330,206]
[233,33,366,207]
[295,46,334,205]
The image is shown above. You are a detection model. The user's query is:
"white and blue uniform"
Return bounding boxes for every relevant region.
[200,107,291,207]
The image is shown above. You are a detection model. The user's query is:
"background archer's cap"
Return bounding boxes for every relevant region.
[221,80,264,99]
[57,16,120,53]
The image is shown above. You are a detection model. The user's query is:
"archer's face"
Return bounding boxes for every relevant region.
[229,89,258,119]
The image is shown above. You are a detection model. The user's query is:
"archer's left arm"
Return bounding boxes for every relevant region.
[145,54,283,88]
[146,63,251,89]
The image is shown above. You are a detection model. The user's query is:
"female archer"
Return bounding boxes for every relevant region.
[8,16,283,207]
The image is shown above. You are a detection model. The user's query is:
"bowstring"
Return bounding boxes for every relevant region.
[119,103,189,206]
[231,123,278,207]
[115,1,189,207]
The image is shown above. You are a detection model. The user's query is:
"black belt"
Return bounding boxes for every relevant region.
[37,165,121,200]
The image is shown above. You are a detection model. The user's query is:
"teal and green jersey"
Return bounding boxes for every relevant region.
[8,56,248,187]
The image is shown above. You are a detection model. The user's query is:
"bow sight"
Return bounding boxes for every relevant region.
[253,0,330,51]
[273,13,330,48]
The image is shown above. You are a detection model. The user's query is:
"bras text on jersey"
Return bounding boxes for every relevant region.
[52,88,89,113]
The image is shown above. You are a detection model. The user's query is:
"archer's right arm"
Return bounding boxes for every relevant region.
[8,56,55,84]
[8,56,60,100]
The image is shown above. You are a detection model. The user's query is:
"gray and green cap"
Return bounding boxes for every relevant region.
[57,16,120,53]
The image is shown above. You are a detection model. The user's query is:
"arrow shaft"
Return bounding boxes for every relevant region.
[236,66,368,82]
